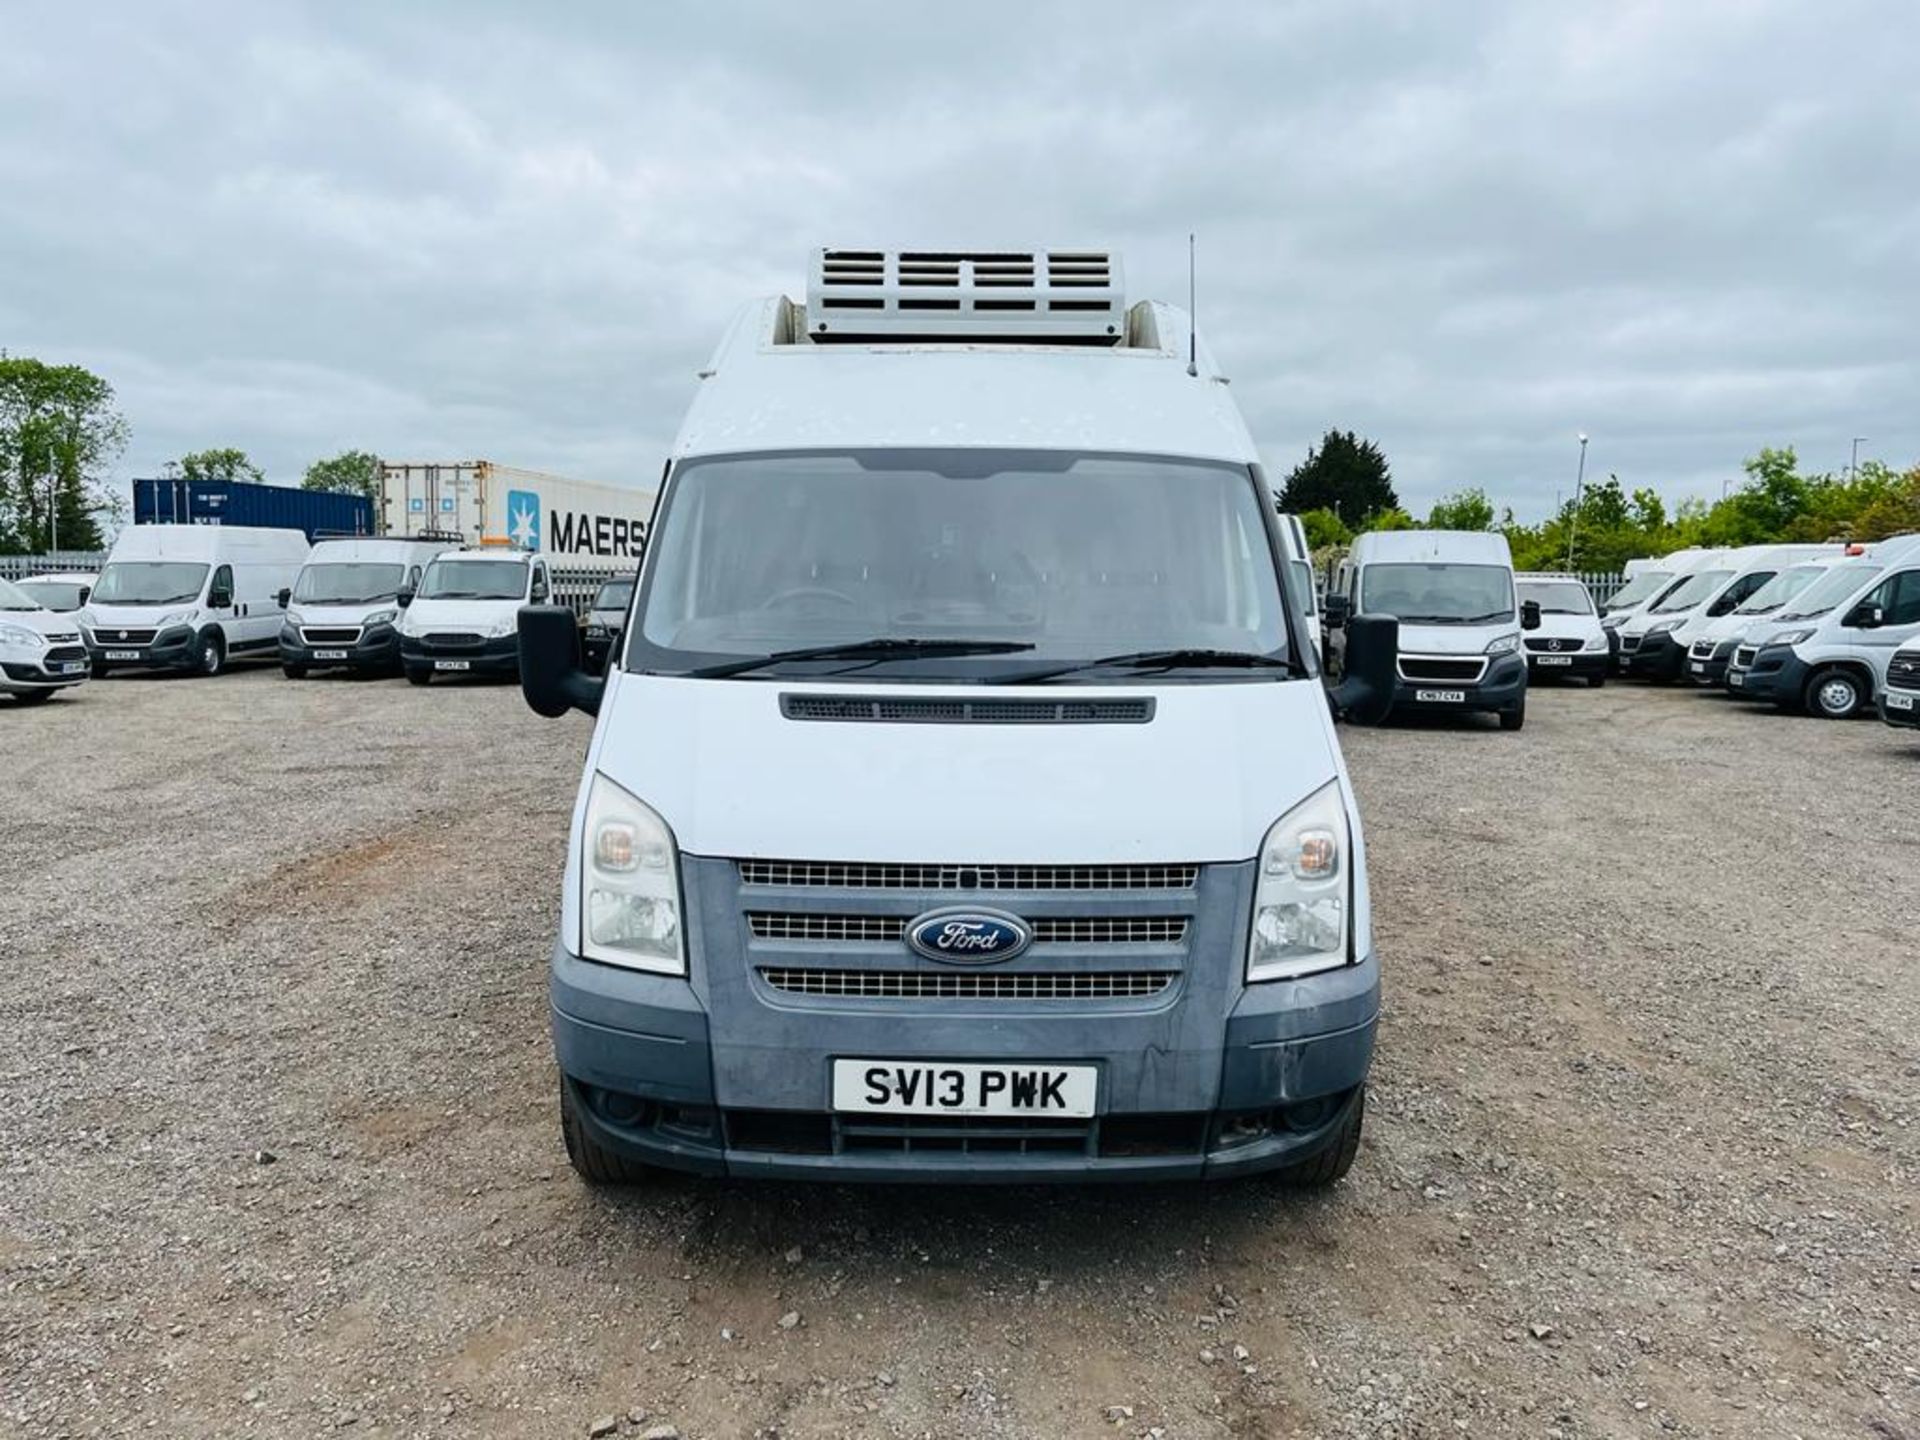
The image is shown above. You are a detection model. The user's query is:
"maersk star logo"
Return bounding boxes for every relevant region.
[506,490,541,550]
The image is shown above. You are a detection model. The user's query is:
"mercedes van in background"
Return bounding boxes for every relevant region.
[1725,534,1920,717]
[1514,572,1609,685]
[81,525,309,676]
[397,547,559,684]
[1685,553,1853,685]
[511,246,1397,1188]
[278,535,458,677]
[0,576,90,703]
[1327,530,1537,729]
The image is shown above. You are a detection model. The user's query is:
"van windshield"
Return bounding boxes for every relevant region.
[418,559,528,600]
[0,577,43,610]
[1737,564,1825,614]
[1779,564,1880,620]
[92,562,208,605]
[1517,580,1593,615]
[1651,570,1733,612]
[633,449,1288,678]
[593,578,635,611]
[1360,564,1513,623]
[15,580,84,610]
[294,563,406,604]
[1604,570,1671,609]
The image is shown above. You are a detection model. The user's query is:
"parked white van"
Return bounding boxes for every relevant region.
[1328,530,1535,728]
[1276,511,1323,663]
[1684,552,1855,685]
[509,246,1394,1188]
[1514,572,1609,686]
[1879,633,1920,731]
[1620,544,1838,682]
[398,547,558,684]
[81,525,310,676]
[1725,534,1920,717]
[278,535,457,678]
[1599,547,1722,635]
[0,576,91,703]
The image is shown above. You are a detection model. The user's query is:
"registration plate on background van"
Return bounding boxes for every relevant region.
[1889,693,1915,711]
[51,661,85,674]
[104,650,140,661]
[1690,661,1707,676]
[1414,688,1467,703]
[314,649,348,661]
[1535,655,1571,667]
[832,1059,1097,1117]
[433,659,471,672]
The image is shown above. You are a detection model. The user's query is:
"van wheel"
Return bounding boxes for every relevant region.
[1273,1088,1365,1188]
[559,1077,653,1186]
[1499,699,1526,731]
[281,663,307,680]
[1588,672,1607,689]
[405,667,431,687]
[1805,668,1865,719]
[197,632,226,676]
[13,690,55,706]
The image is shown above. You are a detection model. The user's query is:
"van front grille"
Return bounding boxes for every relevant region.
[1396,655,1487,683]
[781,693,1153,725]
[1888,653,1920,692]
[758,968,1173,1000]
[737,860,1198,892]
[1734,646,1758,669]
[747,914,1188,945]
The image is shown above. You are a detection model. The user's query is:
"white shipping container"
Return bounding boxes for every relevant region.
[379,461,657,561]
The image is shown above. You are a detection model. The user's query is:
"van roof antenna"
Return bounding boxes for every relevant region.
[1186,232,1199,377]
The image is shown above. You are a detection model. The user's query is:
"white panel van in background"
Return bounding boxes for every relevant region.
[80,525,310,676]
[1514,572,1610,686]
[397,548,556,684]
[277,535,458,678]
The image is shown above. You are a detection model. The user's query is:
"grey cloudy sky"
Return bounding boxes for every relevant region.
[4,1,1915,519]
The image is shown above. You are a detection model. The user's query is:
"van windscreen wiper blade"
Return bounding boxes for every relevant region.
[991,647,1289,684]
[687,637,1035,678]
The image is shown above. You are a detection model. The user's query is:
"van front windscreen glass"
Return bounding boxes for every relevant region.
[1650,570,1732,612]
[1779,564,1881,620]
[1360,564,1513,623]
[1517,580,1593,615]
[633,450,1287,676]
[294,564,406,603]
[1603,571,1671,609]
[91,563,208,605]
[1737,564,1824,614]
[418,560,527,600]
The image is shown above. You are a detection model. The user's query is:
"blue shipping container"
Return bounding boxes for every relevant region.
[133,478,374,542]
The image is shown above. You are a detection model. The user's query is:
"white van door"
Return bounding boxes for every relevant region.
[1848,567,1920,691]
[206,563,240,647]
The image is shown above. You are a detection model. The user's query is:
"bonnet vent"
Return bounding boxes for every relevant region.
[807,248,1126,344]
[781,693,1153,725]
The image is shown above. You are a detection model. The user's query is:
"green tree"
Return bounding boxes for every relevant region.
[302,449,383,504]
[172,447,264,484]
[1296,506,1352,552]
[1427,487,1495,531]
[1277,429,1398,529]
[0,355,127,553]
[1357,507,1417,532]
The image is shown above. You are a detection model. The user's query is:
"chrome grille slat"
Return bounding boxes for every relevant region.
[738,860,1198,892]
[746,913,1188,945]
[759,968,1172,1000]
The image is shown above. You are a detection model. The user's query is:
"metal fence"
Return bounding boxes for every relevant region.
[1573,571,1627,607]
[0,552,108,581]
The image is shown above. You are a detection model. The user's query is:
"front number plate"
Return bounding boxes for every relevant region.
[433,659,471,671]
[314,649,349,660]
[1729,672,1745,688]
[1535,655,1572,667]
[1414,688,1467,703]
[1889,693,1915,711]
[104,650,141,661]
[832,1059,1097,1118]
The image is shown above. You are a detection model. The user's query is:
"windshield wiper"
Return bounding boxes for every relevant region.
[686,637,1035,679]
[991,647,1289,685]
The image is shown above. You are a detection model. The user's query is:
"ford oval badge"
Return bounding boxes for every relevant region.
[906,907,1032,965]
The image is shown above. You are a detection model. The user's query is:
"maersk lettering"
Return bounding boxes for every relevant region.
[549,509,647,557]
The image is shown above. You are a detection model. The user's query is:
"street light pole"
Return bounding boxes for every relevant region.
[1850,437,1867,481]
[1564,433,1589,571]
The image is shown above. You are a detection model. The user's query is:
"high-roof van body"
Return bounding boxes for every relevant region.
[1683,554,1852,685]
[514,248,1388,1187]
[278,536,457,677]
[1619,544,1840,681]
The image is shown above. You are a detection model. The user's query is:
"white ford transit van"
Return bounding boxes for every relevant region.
[511,247,1395,1187]
[81,524,310,676]
[277,535,457,677]
[1725,534,1920,717]
[397,547,558,684]
[1327,530,1535,729]
[0,576,91,702]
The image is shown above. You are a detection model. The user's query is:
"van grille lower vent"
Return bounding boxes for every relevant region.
[780,694,1153,725]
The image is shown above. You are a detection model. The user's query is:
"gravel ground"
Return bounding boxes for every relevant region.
[2,668,1916,1440]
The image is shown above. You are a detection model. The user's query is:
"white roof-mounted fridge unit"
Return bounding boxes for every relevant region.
[805,248,1127,345]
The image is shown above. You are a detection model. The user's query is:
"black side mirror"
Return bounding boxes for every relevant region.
[396,588,414,608]
[1322,593,1351,628]
[276,587,291,609]
[1330,614,1398,725]
[518,604,603,718]
[209,588,233,610]
[1847,603,1883,629]
[1521,599,1542,631]
[77,586,91,606]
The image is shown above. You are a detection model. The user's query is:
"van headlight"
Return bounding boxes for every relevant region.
[482,616,516,639]
[1644,618,1682,636]
[364,608,397,627]
[286,609,307,626]
[1771,629,1815,647]
[1247,781,1349,982]
[1484,634,1520,656]
[582,773,684,975]
[156,610,195,629]
[0,624,43,649]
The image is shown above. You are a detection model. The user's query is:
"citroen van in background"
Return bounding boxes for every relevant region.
[1685,553,1853,685]
[0,576,90,703]
[1622,544,1835,682]
[15,572,96,613]
[81,525,309,676]
[511,246,1397,1188]
[1879,634,1920,731]
[1327,530,1536,729]
[397,548,558,684]
[278,535,458,677]
[1725,534,1920,717]
[1514,572,1609,685]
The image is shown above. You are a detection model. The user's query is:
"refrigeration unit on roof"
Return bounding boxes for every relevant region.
[805,248,1127,344]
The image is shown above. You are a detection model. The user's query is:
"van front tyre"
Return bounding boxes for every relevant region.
[558,1077,653,1186]
[13,690,55,705]
[1805,668,1865,719]
[1588,672,1607,689]
[281,663,307,680]
[1272,1088,1365,1188]
[405,667,431,687]
[1499,699,1526,731]
[197,631,226,677]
